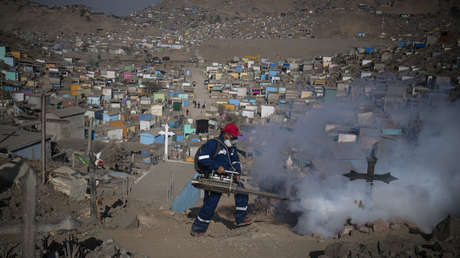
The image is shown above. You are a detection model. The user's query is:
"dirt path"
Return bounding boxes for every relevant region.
[129,161,195,208]
[188,67,211,120]
[103,195,325,258]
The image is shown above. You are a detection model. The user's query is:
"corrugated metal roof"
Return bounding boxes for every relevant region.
[51,106,86,118]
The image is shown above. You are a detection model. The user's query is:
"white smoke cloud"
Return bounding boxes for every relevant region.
[248,81,460,238]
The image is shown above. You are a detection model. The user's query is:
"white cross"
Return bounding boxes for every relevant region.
[159,124,175,161]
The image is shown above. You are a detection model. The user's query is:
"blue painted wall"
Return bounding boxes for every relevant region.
[13,141,51,161]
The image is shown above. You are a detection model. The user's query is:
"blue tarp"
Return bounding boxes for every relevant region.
[235,66,243,73]
[260,74,268,80]
[382,129,402,135]
[228,99,240,106]
[278,99,287,106]
[103,113,120,122]
[398,41,412,48]
[169,120,180,128]
[2,57,14,66]
[140,134,165,144]
[178,93,188,100]
[155,135,165,144]
[175,135,184,142]
[269,70,278,77]
[365,47,375,54]
[2,85,16,92]
[414,42,426,49]
[140,133,155,145]
[269,63,278,68]
[139,114,153,121]
[265,86,278,93]
[171,173,201,213]
[282,63,290,68]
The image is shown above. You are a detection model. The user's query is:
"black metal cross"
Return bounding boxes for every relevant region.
[343,147,398,185]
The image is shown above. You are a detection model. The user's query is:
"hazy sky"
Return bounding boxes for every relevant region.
[34,0,160,16]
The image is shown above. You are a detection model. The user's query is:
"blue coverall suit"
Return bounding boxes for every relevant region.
[191,135,249,233]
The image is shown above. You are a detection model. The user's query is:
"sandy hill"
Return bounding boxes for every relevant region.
[0,0,126,38]
[154,0,450,15]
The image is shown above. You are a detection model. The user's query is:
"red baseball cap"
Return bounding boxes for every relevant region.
[221,122,242,137]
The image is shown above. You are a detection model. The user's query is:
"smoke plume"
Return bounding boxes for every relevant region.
[247,78,460,237]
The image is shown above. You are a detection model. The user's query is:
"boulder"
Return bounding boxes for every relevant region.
[49,166,87,200]
[339,225,354,238]
[372,219,389,232]
[359,225,371,233]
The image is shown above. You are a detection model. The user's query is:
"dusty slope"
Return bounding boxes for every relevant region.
[102,195,432,258]
[0,0,125,36]
[198,38,392,61]
[156,0,447,15]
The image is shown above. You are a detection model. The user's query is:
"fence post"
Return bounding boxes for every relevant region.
[22,164,36,257]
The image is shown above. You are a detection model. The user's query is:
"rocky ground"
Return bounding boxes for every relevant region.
[99,196,460,258]
[1,174,458,258]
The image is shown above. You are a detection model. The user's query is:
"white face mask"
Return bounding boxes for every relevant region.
[224,139,232,147]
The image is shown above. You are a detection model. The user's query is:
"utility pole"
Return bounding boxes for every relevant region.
[41,94,46,184]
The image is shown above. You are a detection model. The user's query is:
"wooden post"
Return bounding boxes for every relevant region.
[87,119,97,222]
[72,152,75,169]
[87,120,93,158]
[41,94,46,184]
[22,165,36,258]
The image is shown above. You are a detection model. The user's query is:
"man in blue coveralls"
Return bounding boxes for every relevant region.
[191,122,252,237]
